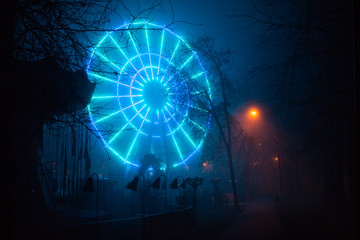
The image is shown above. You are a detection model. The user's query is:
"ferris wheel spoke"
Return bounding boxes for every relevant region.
[162,110,183,161]
[171,99,209,113]
[164,106,197,148]
[94,100,144,123]
[145,24,154,80]
[166,71,193,90]
[165,101,179,113]
[106,146,139,167]
[109,35,147,83]
[121,70,144,87]
[191,71,205,79]
[166,103,206,132]
[107,104,147,146]
[187,117,206,132]
[126,27,150,81]
[160,40,181,83]
[163,102,177,118]
[88,72,142,91]
[129,86,143,91]
[125,107,150,160]
[155,109,160,123]
[165,102,176,112]
[87,72,117,84]
[156,29,165,80]
[163,54,194,86]
[166,70,205,90]
[189,91,202,96]
[173,145,202,167]
[92,95,142,99]
[95,51,122,72]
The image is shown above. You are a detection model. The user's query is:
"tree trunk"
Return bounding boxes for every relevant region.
[227,147,240,210]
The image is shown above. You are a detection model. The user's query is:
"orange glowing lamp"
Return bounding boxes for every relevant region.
[248,108,259,118]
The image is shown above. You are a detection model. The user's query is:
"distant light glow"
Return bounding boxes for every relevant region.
[248,108,259,119]
[86,21,212,168]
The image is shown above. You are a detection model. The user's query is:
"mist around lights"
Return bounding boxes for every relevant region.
[86,21,212,168]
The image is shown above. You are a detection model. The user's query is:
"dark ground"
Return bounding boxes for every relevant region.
[11,199,358,240]
[172,200,358,240]
[171,203,244,240]
[275,201,358,240]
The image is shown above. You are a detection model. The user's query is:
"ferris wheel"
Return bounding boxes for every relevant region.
[86,21,212,169]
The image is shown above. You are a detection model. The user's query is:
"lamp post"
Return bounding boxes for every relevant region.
[179,177,188,189]
[83,173,99,239]
[125,174,146,240]
[126,174,146,216]
[210,177,221,209]
[170,176,185,189]
[170,176,186,206]
[151,174,167,212]
[274,131,282,200]
[246,106,282,200]
[187,177,203,219]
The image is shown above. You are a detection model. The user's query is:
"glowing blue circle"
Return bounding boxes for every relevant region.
[86,21,212,168]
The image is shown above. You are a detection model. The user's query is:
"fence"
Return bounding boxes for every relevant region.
[19,207,193,240]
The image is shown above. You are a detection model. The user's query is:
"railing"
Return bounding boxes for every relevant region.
[23,207,193,240]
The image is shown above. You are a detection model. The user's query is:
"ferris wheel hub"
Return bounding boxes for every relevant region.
[142,81,168,111]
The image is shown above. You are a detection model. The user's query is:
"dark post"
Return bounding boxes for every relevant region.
[170,176,186,207]
[275,138,282,200]
[139,174,145,217]
[193,186,197,214]
[125,174,146,239]
[83,173,99,239]
[210,177,221,209]
[150,174,167,212]
[188,177,203,219]
[139,174,146,240]
[125,174,146,216]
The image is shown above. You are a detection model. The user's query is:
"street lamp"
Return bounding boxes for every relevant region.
[125,174,146,240]
[187,177,203,219]
[83,173,99,239]
[170,176,187,206]
[246,106,282,200]
[151,174,167,212]
[274,137,282,200]
[248,108,259,119]
[179,177,189,189]
[210,177,221,209]
[126,174,146,216]
[170,176,185,189]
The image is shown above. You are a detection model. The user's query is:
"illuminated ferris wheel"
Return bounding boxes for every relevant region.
[86,21,212,168]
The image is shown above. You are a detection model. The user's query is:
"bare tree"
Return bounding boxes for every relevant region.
[172,34,243,211]
[226,0,356,207]
[10,0,174,225]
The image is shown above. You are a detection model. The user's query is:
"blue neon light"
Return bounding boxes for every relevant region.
[86,21,212,168]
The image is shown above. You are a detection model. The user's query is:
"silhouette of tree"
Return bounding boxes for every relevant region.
[227,0,357,211]
[171,34,247,211]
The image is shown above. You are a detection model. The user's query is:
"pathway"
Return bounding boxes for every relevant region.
[220,200,287,240]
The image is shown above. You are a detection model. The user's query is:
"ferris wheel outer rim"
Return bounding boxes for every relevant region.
[86,21,212,168]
